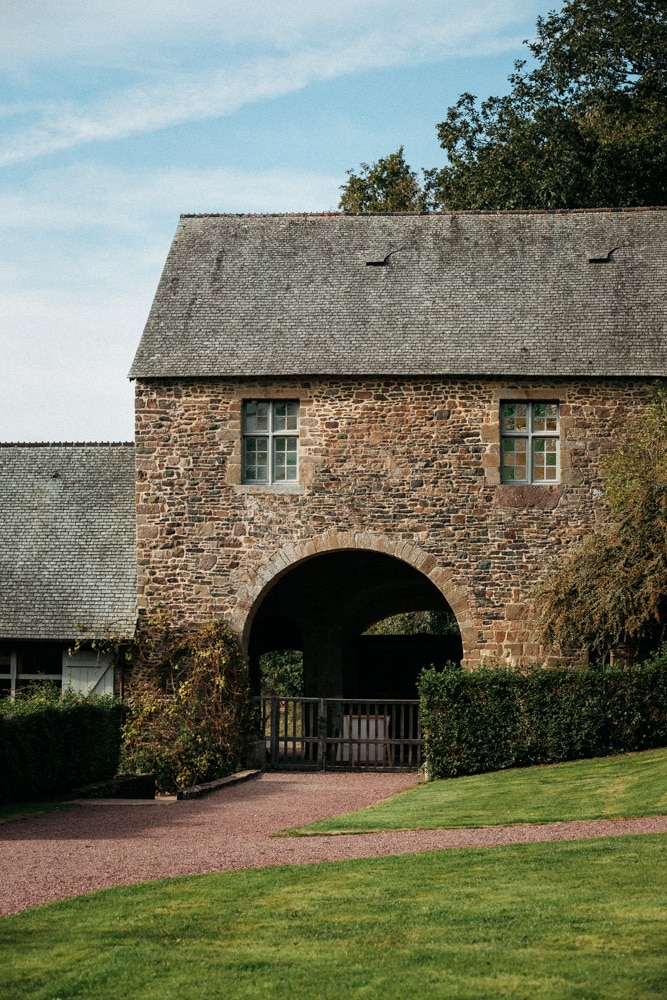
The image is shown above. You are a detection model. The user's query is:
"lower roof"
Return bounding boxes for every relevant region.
[0,444,136,641]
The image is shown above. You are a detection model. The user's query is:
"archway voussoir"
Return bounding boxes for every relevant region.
[373,534,392,555]
[415,553,437,575]
[391,540,412,561]
[236,530,475,668]
[428,566,454,588]
[281,545,300,565]
[447,587,467,606]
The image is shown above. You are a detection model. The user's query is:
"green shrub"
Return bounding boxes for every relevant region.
[419,653,667,779]
[259,649,304,697]
[120,617,254,793]
[0,686,124,802]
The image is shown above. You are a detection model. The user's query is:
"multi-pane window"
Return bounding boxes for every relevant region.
[243,401,299,483]
[501,402,559,483]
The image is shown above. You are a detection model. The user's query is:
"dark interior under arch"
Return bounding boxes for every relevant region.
[248,550,462,699]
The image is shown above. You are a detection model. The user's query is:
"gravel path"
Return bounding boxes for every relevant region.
[1,770,666,916]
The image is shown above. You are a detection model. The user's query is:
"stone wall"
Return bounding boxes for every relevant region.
[134,375,646,665]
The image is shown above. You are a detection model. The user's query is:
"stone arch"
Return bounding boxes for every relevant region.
[231,530,475,665]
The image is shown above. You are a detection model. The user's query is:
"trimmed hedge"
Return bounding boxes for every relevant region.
[0,692,125,802]
[418,652,667,780]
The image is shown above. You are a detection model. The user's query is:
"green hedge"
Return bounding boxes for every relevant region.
[418,651,667,780]
[0,692,125,802]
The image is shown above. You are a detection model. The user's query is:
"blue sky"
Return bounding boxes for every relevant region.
[1,0,551,442]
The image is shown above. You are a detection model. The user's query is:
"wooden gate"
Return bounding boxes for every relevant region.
[254,697,422,771]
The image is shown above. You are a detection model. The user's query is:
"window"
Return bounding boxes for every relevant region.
[0,644,63,698]
[501,402,559,483]
[243,400,299,483]
[0,650,11,696]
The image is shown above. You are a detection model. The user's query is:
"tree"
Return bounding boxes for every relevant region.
[338,147,426,212]
[534,386,667,659]
[259,649,304,697]
[364,609,459,636]
[340,0,667,211]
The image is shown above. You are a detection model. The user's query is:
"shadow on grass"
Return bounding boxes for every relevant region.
[0,800,77,825]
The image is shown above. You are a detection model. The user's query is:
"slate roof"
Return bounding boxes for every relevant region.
[0,444,136,641]
[130,209,667,380]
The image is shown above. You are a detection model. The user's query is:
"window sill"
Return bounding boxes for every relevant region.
[493,484,564,510]
[234,483,305,495]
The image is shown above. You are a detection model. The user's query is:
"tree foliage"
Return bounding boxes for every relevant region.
[338,147,426,212]
[259,649,304,697]
[340,0,667,211]
[364,609,459,636]
[534,386,667,658]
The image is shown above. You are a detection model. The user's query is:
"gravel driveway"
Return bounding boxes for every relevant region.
[1,770,665,916]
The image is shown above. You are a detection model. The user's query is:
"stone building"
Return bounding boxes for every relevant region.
[129,208,667,699]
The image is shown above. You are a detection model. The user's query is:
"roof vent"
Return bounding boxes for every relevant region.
[588,246,620,264]
[366,248,404,267]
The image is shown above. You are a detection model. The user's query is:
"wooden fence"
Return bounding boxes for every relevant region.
[254,697,422,771]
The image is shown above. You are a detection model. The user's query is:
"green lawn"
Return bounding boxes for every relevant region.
[1,836,665,999]
[286,747,667,835]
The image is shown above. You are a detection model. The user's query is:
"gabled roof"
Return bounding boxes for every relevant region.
[0,444,136,641]
[130,208,667,380]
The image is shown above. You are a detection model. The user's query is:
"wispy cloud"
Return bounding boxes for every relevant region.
[0,162,342,239]
[3,1,532,65]
[0,2,536,165]
[0,160,342,440]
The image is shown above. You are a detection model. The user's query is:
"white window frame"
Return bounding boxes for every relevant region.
[242,400,299,484]
[500,401,560,484]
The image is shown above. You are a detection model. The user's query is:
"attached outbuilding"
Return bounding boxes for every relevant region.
[0,443,136,696]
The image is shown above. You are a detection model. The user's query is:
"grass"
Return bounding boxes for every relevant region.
[1,836,665,999]
[285,747,667,835]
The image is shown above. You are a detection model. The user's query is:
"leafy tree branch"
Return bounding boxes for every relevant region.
[340,0,667,211]
[534,386,667,658]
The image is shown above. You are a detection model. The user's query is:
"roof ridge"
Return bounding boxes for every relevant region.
[180,206,667,219]
[0,441,135,448]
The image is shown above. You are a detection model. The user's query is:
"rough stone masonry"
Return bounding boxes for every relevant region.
[130,210,667,681]
[134,373,644,667]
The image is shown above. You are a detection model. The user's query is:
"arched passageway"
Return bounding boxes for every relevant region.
[247,550,462,699]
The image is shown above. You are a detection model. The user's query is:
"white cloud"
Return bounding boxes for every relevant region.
[0,2,537,165]
[0,161,342,440]
[2,1,534,65]
[0,288,138,442]
[0,162,341,238]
